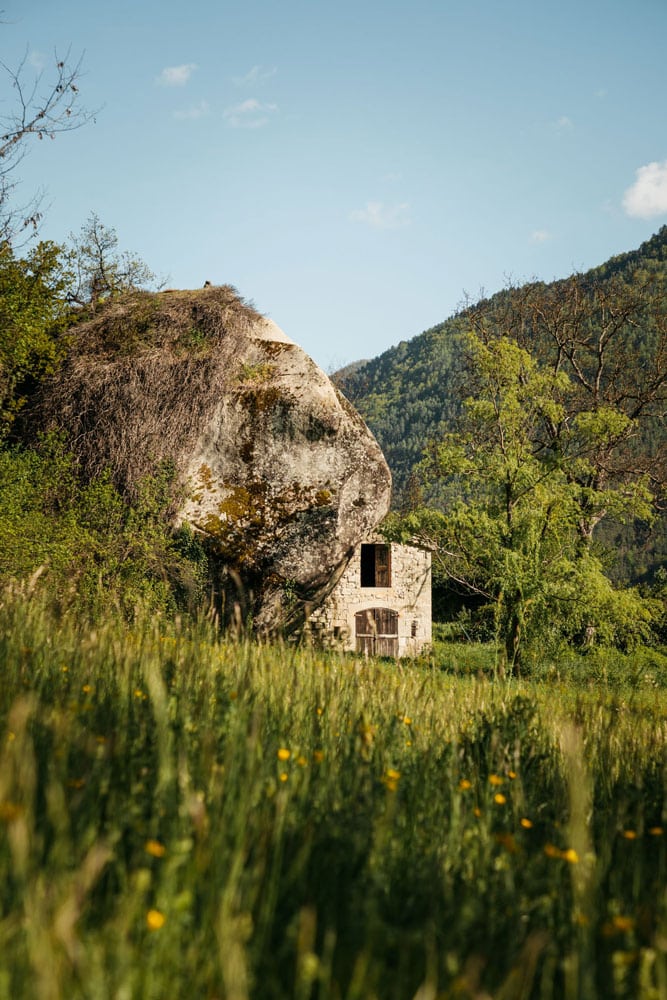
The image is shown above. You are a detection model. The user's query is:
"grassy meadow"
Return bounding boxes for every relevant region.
[0,591,666,1000]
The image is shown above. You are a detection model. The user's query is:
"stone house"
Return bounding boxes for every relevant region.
[308,536,432,657]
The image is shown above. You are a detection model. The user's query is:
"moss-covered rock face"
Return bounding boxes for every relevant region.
[29,286,392,632]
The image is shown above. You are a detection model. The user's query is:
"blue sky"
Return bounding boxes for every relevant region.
[4,0,667,370]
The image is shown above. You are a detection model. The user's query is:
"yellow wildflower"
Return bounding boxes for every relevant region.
[612,915,635,932]
[296,755,307,767]
[277,748,291,761]
[459,779,472,791]
[622,830,637,840]
[279,772,288,783]
[562,848,579,864]
[649,826,664,836]
[489,774,503,787]
[494,793,507,805]
[313,750,324,763]
[544,843,562,859]
[145,839,166,858]
[508,770,517,779]
[520,818,533,829]
[82,684,92,694]
[146,909,166,931]
[384,768,401,792]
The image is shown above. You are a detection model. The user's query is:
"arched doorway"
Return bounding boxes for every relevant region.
[355,608,399,657]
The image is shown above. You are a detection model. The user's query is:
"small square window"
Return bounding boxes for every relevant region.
[360,544,391,587]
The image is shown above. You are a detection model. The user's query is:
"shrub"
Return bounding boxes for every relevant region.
[0,436,209,617]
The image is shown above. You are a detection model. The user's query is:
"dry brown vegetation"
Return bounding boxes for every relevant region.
[25,286,264,496]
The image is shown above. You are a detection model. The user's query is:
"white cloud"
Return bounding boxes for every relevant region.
[223,98,278,128]
[349,201,411,230]
[530,229,552,244]
[174,100,210,121]
[233,65,277,87]
[554,115,574,132]
[28,50,45,71]
[623,160,667,219]
[157,63,197,87]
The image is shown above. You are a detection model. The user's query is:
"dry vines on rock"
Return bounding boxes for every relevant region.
[26,286,263,497]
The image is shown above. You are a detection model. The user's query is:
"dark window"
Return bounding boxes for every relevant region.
[360,544,391,588]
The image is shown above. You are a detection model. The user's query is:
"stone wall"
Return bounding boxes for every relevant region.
[308,538,431,657]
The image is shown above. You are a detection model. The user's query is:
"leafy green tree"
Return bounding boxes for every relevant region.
[465,268,667,543]
[341,231,667,584]
[385,333,656,672]
[0,240,73,436]
[0,217,159,437]
[0,42,92,431]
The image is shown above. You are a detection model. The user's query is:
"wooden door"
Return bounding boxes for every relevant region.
[355,608,399,657]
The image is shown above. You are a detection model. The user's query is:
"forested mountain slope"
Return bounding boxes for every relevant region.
[333,314,468,496]
[335,227,667,581]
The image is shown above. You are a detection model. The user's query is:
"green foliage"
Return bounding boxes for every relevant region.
[340,227,667,583]
[384,331,659,670]
[0,241,73,435]
[0,221,205,619]
[0,220,159,441]
[0,437,208,617]
[0,600,665,998]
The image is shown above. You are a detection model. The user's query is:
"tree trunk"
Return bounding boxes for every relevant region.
[499,590,523,677]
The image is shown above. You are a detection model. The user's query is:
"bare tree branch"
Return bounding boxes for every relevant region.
[0,44,94,242]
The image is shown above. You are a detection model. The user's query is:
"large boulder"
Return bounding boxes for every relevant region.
[29,286,392,631]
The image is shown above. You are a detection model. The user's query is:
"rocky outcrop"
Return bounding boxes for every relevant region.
[29,286,392,631]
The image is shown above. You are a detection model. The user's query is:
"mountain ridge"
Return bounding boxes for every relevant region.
[335,226,667,581]
[335,225,667,496]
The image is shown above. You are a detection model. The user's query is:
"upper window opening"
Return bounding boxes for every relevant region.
[360,543,391,588]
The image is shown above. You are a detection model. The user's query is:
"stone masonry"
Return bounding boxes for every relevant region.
[308,535,432,657]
